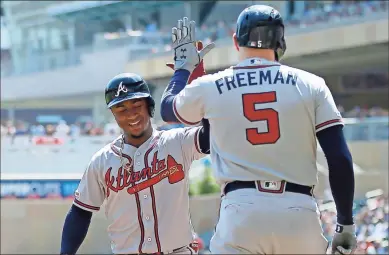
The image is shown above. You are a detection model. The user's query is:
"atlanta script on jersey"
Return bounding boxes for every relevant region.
[173,57,343,187]
[73,128,206,254]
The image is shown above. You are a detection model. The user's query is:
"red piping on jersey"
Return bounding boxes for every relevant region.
[110,142,146,253]
[144,140,162,253]
[232,64,279,70]
[119,151,145,254]
[173,97,201,126]
[150,186,162,253]
[134,193,145,253]
[110,137,161,253]
[74,198,100,211]
[315,119,342,130]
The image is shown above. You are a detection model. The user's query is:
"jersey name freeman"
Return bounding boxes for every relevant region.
[215,69,298,94]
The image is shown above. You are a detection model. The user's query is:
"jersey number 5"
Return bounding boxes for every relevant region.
[242,91,280,145]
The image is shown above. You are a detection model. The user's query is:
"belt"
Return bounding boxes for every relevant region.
[224,180,314,197]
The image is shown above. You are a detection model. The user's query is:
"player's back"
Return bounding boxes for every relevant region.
[203,59,341,186]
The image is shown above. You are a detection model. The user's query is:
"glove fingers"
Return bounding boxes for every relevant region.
[199,42,215,59]
[182,17,189,39]
[171,27,178,45]
[189,20,196,42]
[177,19,183,42]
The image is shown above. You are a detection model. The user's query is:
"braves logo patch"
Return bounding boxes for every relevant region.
[115,82,128,97]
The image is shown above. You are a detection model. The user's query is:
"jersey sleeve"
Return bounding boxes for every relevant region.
[73,155,105,212]
[173,78,206,126]
[180,127,207,163]
[315,79,344,132]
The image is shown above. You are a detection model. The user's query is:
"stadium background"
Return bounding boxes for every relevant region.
[0,0,388,254]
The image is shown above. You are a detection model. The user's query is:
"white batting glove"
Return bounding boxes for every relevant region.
[331,224,357,254]
[171,17,215,73]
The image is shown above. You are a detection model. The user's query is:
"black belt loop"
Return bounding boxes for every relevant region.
[224,180,313,197]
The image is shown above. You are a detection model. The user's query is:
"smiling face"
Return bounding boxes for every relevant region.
[110,98,152,139]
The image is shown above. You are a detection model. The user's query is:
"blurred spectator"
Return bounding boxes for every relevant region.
[45,124,56,136]
[104,121,120,136]
[145,20,158,32]
[69,122,81,142]
[54,120,70,137]
[1,123,7,136]
[1,104,387,139]
[320,194,388,254]
[29,122,46,136]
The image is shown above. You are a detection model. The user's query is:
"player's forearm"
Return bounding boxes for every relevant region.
[316,125,355,225]
[60,205,92,255]
[160,69,190,122]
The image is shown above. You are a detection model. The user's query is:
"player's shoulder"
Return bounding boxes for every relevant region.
[280,64,326,88]
[190,68,233,85]
[89,136,122,162]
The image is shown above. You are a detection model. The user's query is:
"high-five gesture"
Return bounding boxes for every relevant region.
[172,17,215,72]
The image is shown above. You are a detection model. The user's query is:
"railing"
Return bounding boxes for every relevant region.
[343,117,389,141]
[0,117,387,181]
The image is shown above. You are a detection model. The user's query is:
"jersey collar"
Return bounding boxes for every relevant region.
[234,57,280,68]
[113,128,160,154]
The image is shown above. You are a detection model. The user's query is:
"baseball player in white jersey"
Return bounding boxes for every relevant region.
[60,66,210,254]
[161,6,357,255]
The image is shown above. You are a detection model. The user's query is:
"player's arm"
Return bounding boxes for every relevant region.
[60,157,105,255]
[314,79,354,225]
[161,42,208,125]
[60,205,92,255]
[161,17,214,125]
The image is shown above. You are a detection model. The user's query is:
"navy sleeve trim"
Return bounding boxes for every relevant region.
[317,125,355,225]
[60,205,92,254]
[160,70,190,122]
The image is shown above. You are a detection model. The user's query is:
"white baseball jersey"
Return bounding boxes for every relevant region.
[173,57,343,187]
[73,128,206,254]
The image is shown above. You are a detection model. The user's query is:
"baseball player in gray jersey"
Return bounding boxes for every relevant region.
[161,6,357,255]
[60,61,209,254]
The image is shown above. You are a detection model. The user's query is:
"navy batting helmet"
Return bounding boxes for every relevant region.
[105,73,155,116]
[236,5,286,60]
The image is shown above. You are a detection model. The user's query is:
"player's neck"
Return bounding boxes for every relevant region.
[239,48,276,62]
[123,125,153,148]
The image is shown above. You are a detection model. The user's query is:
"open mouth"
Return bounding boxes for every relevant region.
[129,120,140,125]
[128,120,141,128]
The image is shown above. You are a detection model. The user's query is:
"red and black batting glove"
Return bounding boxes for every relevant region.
[166,41,206,83]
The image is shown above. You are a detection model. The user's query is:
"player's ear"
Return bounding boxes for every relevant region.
[232,33,239,52]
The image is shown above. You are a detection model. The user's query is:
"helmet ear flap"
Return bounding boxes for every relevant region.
[147,97,155,117]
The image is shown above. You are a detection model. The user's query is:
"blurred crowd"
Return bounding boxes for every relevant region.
[286,0,387,29]
[1,106,386,139]
[1,119,121,140]
[137,0,388,55]
[321,194,388,254]
[201,0,388,44]
[338,106,389,119]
